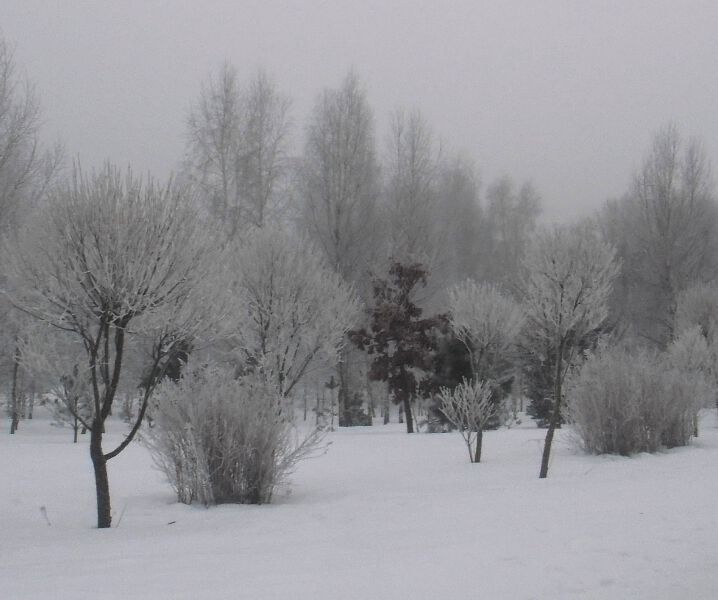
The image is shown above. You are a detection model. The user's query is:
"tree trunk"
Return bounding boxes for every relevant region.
[403,396,414,433]
[9,341,20,434]
[474,428,483,463]
[337,350,350,425]
[539,341,564,478]
[90,422,112,528]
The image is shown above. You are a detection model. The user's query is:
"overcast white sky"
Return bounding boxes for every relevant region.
[4,0,718,222]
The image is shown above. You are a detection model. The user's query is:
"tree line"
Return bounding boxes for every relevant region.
[2,41,717,526]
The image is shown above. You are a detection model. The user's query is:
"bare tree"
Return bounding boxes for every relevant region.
[384,108,441,266]
[2,164,226,528]
[437,156,485,284]
[0,37,63,416]
[241,70,292,227]
[484,176,541,286]
[604,125,718,346]
[297,70,381,285]
[229,226,361,398]
[297,70,381,417]
[0,36,63,230]
[185,63,291,236]
[438,378,497,463]
[521,225,619,478]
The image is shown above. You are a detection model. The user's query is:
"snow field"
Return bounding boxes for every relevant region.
[2,412,717,599]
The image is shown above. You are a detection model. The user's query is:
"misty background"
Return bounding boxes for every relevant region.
[4,0,718,223]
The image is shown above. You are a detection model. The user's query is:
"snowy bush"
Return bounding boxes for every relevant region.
[566,347,711,455]
[147,363,323,505]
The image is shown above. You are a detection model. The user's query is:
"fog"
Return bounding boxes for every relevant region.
[4,0,718,221]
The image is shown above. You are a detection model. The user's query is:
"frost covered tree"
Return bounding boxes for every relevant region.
[667,326,715,435]
[18,324,93,442]
[675,283,718,342]
[229,226,361,398]
[438,378,497,463]
[1,164,226,528]
[448,280,524,392]
[0,37,59,228]
[0,37,63,416]
[521,225,619,478]
[602,125,718,346]
[384,108,442,267]
[185,63,291,235]
[297,70,381,285]
[297,70,381,415]
[674,283,718,409]
[484,176,541,286]
[437,156,485,284]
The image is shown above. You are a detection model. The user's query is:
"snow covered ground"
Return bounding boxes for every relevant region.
[2,411,717,600]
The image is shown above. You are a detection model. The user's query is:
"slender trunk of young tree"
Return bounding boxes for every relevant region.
[9,341,20,434]
[539,340,564,478]
[90,420,111,528]
[403,396,414,433]
[474,428,483,463]
[337,351,350,425]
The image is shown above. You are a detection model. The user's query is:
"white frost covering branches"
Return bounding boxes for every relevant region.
[438,378,497,463]
[522,226,619,347]
[448,280,524,381]
[2,166,223,338]
[230,226,361,397]
[566,346,711,455]
[521,224,620,478]
[0,163,230,527]
[147,362,324,505]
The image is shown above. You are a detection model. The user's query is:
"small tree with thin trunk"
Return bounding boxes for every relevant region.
[1,164,226,527]
[438,378,497,463]
[521,225,619,478]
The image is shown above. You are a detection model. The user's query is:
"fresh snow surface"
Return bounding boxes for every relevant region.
[2,411,717,600]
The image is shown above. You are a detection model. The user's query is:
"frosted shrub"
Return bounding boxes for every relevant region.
[566,347,711,455]
[147,364,322,505]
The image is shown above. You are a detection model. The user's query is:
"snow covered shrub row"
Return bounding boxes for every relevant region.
[147,363,322,505]
[566,346,712,455]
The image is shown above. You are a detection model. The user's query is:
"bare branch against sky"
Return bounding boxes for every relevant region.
[4,0,718,222]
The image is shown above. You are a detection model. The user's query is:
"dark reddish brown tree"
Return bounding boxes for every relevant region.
[351,261,442,433]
